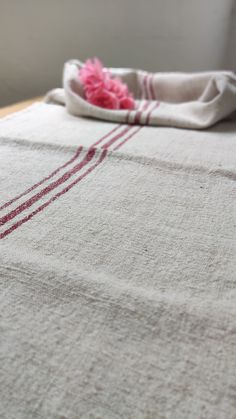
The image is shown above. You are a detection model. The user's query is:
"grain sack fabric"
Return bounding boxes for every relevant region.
[0,102,236,419]
[46,59,236,129]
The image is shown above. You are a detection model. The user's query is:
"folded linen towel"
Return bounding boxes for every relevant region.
[46,59,236,129]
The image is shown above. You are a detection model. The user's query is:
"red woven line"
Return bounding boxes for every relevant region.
[125,99,147,126]
[0,150,108,240]
[133,100,150,125]
[0,146,97,227]
[126,97,144,124]
[141,100,153,123]
[0,147,83,211]
[0,119,136,231]
[113,126,142,151]
[146,101,160,125]
[101,125,133,149]
[149,74,156,100]
[132,100,153,127]
[0,125,120,212]
[0,99,149,237]
[112,101,151,150]
[91,124,121,147]
[126,109,131,124]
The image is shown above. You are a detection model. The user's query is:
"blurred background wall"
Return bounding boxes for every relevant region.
[0,0,235,106]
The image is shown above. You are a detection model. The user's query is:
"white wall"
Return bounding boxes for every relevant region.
[0,0,235,106]
[227,0,236,71]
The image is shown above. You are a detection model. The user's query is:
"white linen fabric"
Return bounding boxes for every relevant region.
[0,102,236,419]
[46,60,236,129]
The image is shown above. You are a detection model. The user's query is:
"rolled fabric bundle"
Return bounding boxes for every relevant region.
[46,59,236,129]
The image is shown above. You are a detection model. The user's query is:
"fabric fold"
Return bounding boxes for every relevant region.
[46,59,236,129]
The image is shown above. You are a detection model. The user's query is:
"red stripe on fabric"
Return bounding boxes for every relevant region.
[0,122,138,229]
[0,147,83,212]
[146,101,160,125]
[113,126,142,151]
[0,125,120,212]
[133,100,149,124]
[117,101,154,152]
[101,125,133,149]
[126,110,131,124]
[0,150,108,239]
[0,147,96,227]
[111,101,150,149]
[126,98,144,125]
[0,119,144,239]
[0,105,148,238]
[91,124,121,147]
[141,101,153,123]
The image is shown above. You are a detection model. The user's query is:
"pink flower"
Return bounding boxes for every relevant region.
[79,58,135,110]
[86,88,120,110]
[119,96,135,110]
[79,58,108,91]
[108,78,128,98]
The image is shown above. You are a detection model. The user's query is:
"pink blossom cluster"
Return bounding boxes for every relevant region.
[79,58,135,110]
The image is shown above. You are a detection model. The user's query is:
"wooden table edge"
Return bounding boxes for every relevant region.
[0,96,44,118]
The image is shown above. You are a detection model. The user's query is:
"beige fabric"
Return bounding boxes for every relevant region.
[0,103,236,419]
[46,60,236,129]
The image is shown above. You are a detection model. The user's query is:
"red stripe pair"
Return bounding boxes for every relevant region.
[0,100,157,239]
[142,73,156,101]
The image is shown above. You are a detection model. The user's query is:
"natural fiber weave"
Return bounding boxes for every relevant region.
[0,103,235,418]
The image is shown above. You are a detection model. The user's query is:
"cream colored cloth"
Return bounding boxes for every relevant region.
[0,103,236,418]
[46,59,236,129]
